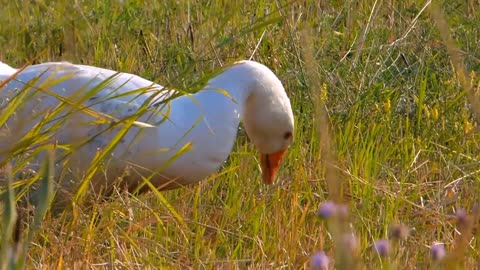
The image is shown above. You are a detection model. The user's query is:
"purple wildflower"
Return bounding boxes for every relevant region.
[373,239,391,257]
[456,208,467,221]
[340,233,358,252]
[430,243,446,261]
[337,204,350,219]
[455,208,470,228]
[310,251,329,270]
[317,201,337,219]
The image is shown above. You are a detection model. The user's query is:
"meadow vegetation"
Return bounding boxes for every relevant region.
[1,0,480,268]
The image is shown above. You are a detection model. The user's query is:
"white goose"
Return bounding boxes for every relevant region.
[0,60,294,197]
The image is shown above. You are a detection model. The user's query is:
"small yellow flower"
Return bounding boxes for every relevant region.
[424,105,430,119]
[470,71,476,84]
[431,106,439,121]
[463,112,474,134]
[320,83,328,102]
[384,99,391,114]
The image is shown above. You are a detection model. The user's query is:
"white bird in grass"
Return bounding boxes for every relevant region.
[0,60,294,201]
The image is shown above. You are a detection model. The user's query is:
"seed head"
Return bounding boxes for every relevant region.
[389,224,409,241]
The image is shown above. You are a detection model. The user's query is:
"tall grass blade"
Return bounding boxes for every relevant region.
[0,164,18,270]
[16,146,56,269]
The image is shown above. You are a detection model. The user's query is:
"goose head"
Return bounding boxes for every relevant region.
[231,60,295,185]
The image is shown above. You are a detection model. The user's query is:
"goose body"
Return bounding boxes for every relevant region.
[0,60,294,197]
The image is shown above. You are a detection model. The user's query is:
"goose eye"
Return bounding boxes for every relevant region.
[283,131,293,140]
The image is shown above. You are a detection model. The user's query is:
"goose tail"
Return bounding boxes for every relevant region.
[0,61,18,78]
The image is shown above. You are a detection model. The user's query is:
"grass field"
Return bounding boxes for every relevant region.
[1,0,480,269]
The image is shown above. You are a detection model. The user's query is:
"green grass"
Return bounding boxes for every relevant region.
[1,0,480,268]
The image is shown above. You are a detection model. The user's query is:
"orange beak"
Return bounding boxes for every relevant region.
[260,149,288,185]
